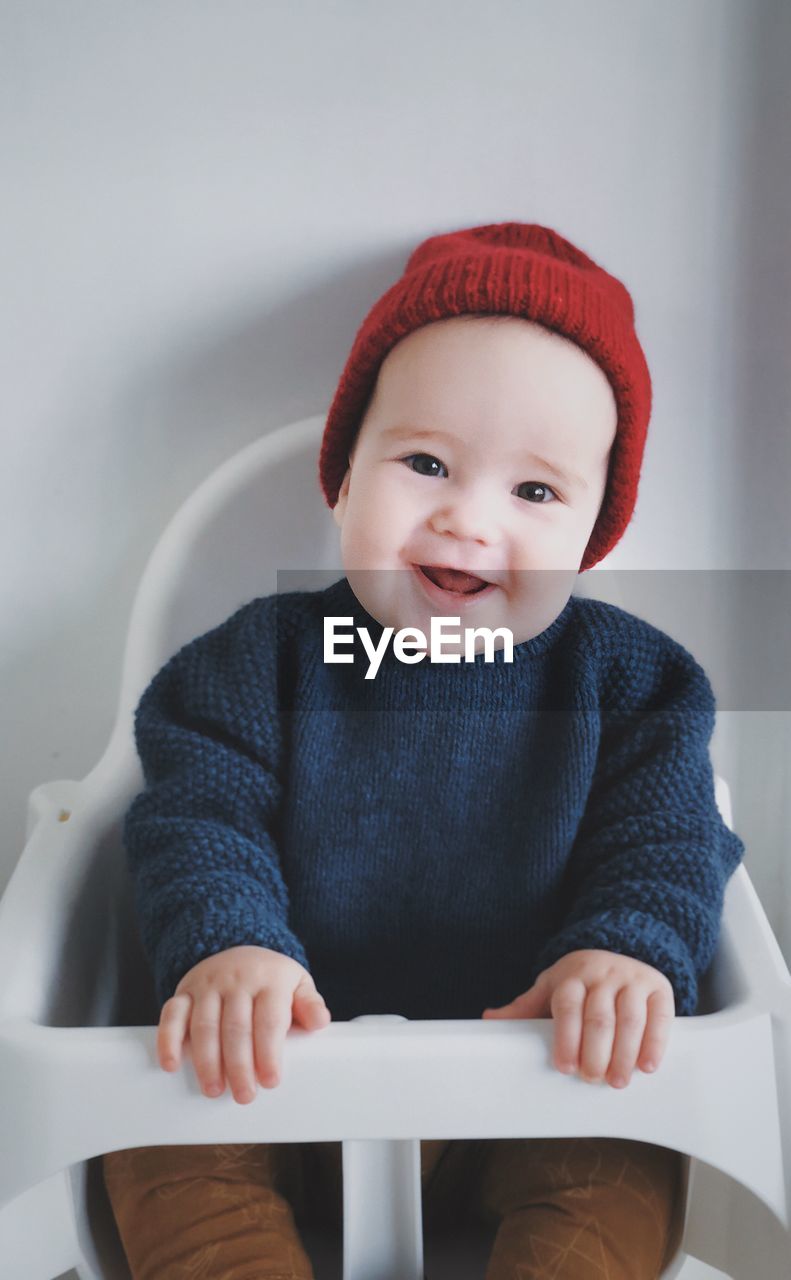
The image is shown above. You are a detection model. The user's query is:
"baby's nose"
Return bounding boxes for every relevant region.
[429,490,502,545]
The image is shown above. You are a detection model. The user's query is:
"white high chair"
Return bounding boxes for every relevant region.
[1,416,790,1280]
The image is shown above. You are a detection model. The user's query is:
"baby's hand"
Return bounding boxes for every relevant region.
[482,949,674,1089]
[156,946,331,1105]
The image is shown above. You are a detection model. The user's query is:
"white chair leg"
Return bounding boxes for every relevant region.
[340,1014,425,1280]
[682,1156,791,1278]
[341,1137,423,1280]
[0,1172,81,1280]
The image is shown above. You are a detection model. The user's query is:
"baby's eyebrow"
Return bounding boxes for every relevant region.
[381,425,588,491]
[520,452,589,492]
[380,425,456,445]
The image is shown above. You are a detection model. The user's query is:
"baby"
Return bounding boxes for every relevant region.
[103,222,745,1280]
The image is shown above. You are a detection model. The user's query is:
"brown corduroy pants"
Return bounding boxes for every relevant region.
[102,1135,685,1279]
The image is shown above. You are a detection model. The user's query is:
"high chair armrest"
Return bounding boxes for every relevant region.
[24,779,81,843]
[1,1001,788,1231]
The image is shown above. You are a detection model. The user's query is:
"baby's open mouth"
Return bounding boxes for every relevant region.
[418,565,490,595]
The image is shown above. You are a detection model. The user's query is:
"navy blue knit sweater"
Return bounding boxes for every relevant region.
[124,575,745,1020]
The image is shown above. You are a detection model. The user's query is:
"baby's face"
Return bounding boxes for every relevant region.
[332,315,617,647]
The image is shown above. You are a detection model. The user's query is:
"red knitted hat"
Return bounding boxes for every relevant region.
[318,221,652,572]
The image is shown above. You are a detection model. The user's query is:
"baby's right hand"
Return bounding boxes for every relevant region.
[156,945,331,1105]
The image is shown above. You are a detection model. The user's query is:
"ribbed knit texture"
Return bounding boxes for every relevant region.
[124,576,745,1019]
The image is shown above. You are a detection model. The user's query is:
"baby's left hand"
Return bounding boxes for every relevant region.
[482,949,675,1089]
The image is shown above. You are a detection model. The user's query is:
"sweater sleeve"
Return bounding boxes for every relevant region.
[530,618,746,1016]
[123,595,309,1010]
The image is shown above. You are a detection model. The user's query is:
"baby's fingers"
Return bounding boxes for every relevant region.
[188,989,225,1098]
[157,993,192,1072]
[637,986,675,1074]
[550,978,586,1075]
[605,986,648,1088]
[222,989,257,1104]
[252,990,294,1089]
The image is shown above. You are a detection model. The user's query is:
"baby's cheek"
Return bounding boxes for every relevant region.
[343,520,391,571]
[348,495,404,564]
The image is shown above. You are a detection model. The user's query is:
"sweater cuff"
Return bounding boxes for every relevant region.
[153,906,311,1009]
[530,910,699,1017]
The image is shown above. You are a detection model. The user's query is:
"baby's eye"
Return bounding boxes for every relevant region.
[515,481,558,504]
[402,452,447,478]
